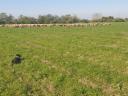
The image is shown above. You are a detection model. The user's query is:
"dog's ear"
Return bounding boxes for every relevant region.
[16,54,21,57]
[11,59,15,64]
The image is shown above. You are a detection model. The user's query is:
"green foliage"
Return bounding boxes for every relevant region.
[0,12,127,24]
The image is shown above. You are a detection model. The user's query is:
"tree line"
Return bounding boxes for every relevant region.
[0,13,128,24]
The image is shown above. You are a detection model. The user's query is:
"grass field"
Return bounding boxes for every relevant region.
[1,23,128,96]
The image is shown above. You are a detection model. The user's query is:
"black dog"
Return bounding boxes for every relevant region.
[12,54,24,66]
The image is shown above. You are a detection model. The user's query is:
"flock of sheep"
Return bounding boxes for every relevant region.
[0,23,111,28]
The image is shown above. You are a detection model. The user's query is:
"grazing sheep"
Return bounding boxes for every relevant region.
[3,23,111,28]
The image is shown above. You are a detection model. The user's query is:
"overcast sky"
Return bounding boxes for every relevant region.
[0,0,128,19]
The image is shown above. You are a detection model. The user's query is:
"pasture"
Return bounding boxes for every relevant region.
[1,22,128,96]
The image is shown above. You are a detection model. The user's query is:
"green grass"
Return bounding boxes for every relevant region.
[1,22,128,96]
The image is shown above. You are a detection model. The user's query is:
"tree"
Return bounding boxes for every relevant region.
[80,19,89,23]
[114,18,125,22]
[38,14,55,24]
[0,13,8,24]
[38,15,46,24]
[0,12,127,24]
[7,15,15,24]
[92,13,102,22]
[101,16,114,22]
[125,18,128,22]
[52,15,60,23]
[60,15,80,23]
[17,15,37,24]
[72,15,80,23]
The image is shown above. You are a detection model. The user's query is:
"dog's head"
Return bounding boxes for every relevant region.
[16,54,21,57]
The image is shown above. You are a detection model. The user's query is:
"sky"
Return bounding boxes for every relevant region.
[0,0,128,19]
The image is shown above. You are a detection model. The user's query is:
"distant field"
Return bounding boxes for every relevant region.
[1,22,128,96]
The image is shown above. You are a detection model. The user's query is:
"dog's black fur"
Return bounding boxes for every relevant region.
[12,54,23,65]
